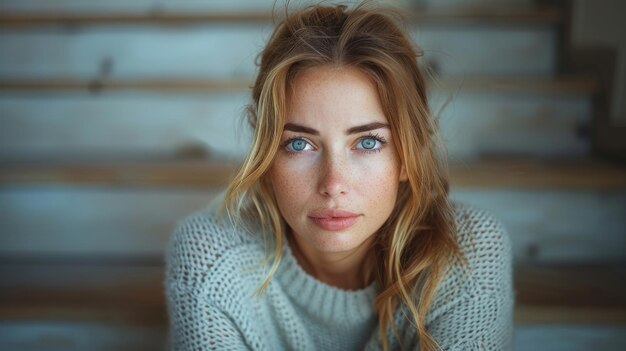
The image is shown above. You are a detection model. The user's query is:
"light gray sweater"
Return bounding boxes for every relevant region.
[165,203,514,350]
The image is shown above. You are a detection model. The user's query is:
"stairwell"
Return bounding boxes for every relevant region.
[0,0,625,350]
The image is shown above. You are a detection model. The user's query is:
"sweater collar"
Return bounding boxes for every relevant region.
[275,240,378,325]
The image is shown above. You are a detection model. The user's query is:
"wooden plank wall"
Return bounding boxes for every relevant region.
[0,0,625,350]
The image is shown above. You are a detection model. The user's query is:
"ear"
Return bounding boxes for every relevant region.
[399,164,408,182]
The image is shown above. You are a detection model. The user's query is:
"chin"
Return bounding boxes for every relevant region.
[305,231,372,254]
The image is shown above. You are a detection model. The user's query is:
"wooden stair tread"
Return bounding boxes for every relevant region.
[514,264,626,307]
[437,76,599,94]
[1,260,624,325]
[515,263,626,324]
[515,306,626,325]
[449,158,626,189]
[1,157,625,189]
[0,7,562,27]
[0,76,599,94]
[0,259,166,325]
[0,158,239,188]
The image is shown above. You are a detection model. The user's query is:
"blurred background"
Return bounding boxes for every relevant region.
[0,0,625,350]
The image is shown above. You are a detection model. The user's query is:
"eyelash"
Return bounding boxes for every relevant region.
[280,136,314,154]
[358,133,387,154]
[280,133,387,154]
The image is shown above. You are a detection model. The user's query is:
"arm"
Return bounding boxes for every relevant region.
[164,213,253,351]
[166,284,251,351]
[427,287,514,350]
[428,206,515,350]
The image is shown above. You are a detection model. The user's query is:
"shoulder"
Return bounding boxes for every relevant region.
[452,202,513,291]
[453,202,508,244]
[433,202,513,302]
[164,205,270,350]
[164,203,262,290]
[453,202,512,273]
[420,203,514,348]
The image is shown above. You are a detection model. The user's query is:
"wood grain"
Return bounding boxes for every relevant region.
[448,158,626,189]
[0,76,598,94]
[1,260,624,325]
[0,7,562,27]
[0,159,238,188]
[1,158,624,189]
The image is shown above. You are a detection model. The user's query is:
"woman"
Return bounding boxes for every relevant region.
[166,3,513,350]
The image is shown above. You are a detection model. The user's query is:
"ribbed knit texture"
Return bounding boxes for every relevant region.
[165,202,514,350]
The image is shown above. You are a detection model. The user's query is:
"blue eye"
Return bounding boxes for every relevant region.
[285,138,312,152]
[291,139,307,151]
[359,137,378,150]
[355,134,387,153]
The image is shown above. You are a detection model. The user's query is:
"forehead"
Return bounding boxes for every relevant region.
[285,65,388,128]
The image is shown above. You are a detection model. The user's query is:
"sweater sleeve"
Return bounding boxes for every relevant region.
[426,205,515,350]
[166,285,252,350]
[164,211,254,351]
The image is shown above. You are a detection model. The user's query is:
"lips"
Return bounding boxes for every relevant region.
[308,209,360,231]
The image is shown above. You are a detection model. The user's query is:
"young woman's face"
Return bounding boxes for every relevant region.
[269,65,406,257]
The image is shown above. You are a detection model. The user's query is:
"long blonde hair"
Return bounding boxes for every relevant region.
[224,3,462,350]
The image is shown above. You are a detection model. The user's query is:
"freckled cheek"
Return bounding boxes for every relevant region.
[352,156,400,194]
[269,158,316,205]
[358,175,397,205]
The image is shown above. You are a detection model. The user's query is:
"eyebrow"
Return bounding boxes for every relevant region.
[283,122,389,135]
[346,122,389,134]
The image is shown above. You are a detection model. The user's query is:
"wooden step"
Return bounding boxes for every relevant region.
[0,19,557,78]
[0,322,166,351]
[0,78,253,93]
[0,76,599,95]
[448,158,626,190]
[0,7,563,27]
[436,76,599,95]
[0,259,624,325]
[0,258,166,326]
[0,159,238,188]
[514,263,626,324]
[1,158,625,189]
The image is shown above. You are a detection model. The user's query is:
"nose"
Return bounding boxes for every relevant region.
[318,153,349,198]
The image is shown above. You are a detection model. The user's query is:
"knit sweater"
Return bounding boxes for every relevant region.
[165,202,514,350]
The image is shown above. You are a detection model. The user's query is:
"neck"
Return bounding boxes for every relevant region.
[287,234,375,291]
